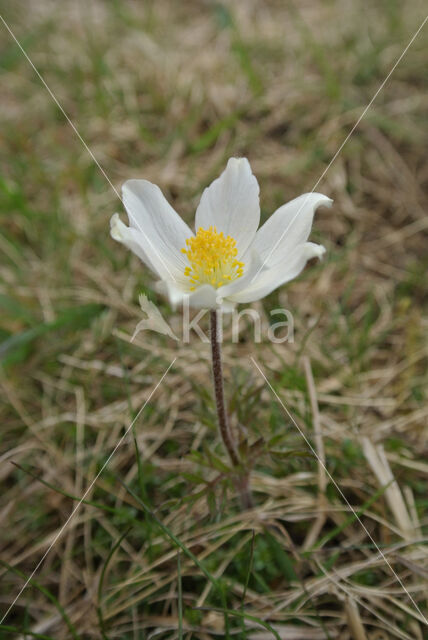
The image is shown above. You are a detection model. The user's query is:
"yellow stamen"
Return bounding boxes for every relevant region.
[181,226,245,289]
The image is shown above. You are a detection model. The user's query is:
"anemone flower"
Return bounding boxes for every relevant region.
[110,157,332,311]
[111,157,331,509]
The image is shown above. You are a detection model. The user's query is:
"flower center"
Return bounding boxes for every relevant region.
[181,226,244,290]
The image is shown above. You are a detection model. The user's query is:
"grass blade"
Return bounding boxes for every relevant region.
[0,561,80,639]
[117,477,231,639]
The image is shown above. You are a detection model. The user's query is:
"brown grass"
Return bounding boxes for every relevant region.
[0,1,427,638]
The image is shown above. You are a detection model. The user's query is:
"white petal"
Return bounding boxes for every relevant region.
[195,158,260,256]
[156,280,218,310]
[253,193,332,268]
[215,250,264,299]
[186,285,219,310]
[110,213,158,275]
[122,179,193,283]
[155,280,185,309]
[228,242,326,303]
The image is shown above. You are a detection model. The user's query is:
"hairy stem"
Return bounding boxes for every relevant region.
[209,310,253,509]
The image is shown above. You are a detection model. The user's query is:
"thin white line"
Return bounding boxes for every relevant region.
[250,356,428,626]
[252,14,428,282]
[0,357,177,624]
[0,13,177,283]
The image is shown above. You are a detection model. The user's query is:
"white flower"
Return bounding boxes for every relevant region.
[111,158,332,310]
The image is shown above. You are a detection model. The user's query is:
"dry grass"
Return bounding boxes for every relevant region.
[0,1,427,638]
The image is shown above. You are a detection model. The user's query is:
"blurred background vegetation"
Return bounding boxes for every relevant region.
[0,1,427,638]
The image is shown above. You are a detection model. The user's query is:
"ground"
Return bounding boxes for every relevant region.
[0,1,427,638]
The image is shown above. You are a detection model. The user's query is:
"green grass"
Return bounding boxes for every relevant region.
[1,1,427,638]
